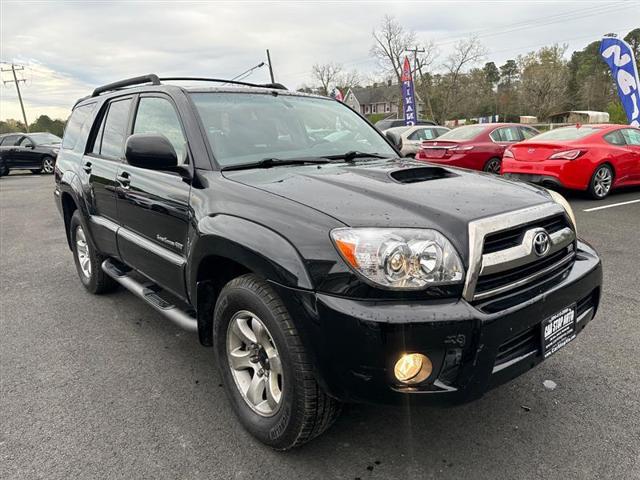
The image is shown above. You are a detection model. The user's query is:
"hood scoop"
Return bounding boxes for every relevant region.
[389,166,456,184]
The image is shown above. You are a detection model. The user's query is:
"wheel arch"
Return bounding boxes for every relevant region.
[189,215,314,346]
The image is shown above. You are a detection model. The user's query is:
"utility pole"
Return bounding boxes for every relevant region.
[406,46,436,122]
[1,63,29,131]
[266,49,275,83]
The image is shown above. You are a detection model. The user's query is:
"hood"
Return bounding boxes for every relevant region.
[223,158,552,259]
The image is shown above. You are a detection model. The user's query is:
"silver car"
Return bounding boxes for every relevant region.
[384,125,450,157]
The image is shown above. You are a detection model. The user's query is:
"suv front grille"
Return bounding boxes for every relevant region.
[483,214,569,254]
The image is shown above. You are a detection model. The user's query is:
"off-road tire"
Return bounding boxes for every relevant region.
[69,210,117,294]
[213,274,341,449]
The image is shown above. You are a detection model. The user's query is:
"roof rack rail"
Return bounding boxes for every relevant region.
[159,77,287,90]
[91,74,160,97]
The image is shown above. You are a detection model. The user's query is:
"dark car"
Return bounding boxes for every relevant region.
[374,117,437,131]
[0,132,61,176]
[416,123,539,173]
[54,74,602,450]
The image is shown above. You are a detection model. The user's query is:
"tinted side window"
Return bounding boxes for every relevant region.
[520,127,538,140]
[408,128,437,141]
[604,130,626,146]
[1,134,21,146]
[133,97,187,163]
[621,128,640,146]
[18,137,33,147]
[99,98,133,159]
[62,103,95,150]
[491,127,521,142]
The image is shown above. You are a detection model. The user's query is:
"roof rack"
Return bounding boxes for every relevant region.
[160,77,287,90]
[91,74,160,97]
[89,74,287,98]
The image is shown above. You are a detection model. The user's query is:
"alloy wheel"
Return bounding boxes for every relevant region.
[593,166,612,198]
[75,226,92,278]
[485,158,501,174]
[42,157,55,174]
[226,310,283,417]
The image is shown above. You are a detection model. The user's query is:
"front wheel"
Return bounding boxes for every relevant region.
[41,156,55,174]
[483,157,502,174]
[588,164,613,199]
[0,164,8,177]
[214,274,341,450]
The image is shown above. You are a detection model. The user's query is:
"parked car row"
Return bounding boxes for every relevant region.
[410,123,640,199]
[0,132,61,177]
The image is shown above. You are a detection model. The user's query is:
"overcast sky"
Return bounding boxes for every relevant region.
[1,0,638,122]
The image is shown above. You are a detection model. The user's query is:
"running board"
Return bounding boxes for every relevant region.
[101,259,198,332]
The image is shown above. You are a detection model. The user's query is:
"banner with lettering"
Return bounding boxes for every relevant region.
[401,56,417,126]
[600,36,640,127]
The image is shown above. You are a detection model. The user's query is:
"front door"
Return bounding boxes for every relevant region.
[620,128,640,181]
[14,136,41,169]
[115,94,191,299]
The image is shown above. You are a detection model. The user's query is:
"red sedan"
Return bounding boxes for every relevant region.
[502,124,640,199]
[415,123,539,173]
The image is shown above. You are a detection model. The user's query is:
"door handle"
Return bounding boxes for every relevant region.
[117,171,131,188]
[83,161,92,173]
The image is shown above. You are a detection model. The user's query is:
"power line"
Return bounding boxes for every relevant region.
[1,63,29,131]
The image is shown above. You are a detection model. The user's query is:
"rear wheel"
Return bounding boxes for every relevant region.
[588,164,613,199]
[41,156,55,174]
[483,157,502,174]
[213,274,341,450]
[69,211,117,294]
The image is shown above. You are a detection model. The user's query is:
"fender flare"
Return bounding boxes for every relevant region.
[58,171,92,250]
[188,214,314,300]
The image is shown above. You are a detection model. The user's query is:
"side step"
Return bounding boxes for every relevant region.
[102,259,198,333]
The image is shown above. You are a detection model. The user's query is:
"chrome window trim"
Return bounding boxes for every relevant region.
[118,227,185,266]
[463,202,566,301]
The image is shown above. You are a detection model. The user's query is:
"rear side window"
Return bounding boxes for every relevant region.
[520,127,538,140]
[133,97,187,164]
[408,128,437,141]
[62,103,95,150]
[1,134,22,146]
[93,98,133,159]
[621,128,640,146]
[491,127,521,142]
[604,130,626,146]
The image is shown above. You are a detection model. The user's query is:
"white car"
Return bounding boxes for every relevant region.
[384,125,450,157]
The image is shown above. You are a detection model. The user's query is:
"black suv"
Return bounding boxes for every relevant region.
[0,132,61,176]
[54,74,602,450]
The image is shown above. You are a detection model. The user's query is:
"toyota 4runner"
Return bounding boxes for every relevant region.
[54,74,602,449]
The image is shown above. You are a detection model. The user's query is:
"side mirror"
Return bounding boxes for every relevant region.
[385,131,403,151]
[125,133,178,170]
[24,142,35,149]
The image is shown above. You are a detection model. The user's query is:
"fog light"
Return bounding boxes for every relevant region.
[394,353,432,384]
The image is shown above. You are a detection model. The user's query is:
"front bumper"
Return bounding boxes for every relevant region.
[272,240,602,405]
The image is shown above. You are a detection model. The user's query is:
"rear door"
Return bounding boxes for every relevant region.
[0,134,23,168]
[83,96,135,256]
[115,93,191,298]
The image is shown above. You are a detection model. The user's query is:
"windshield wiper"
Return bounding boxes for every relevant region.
[221,157,331,171]
[327,151,389,163]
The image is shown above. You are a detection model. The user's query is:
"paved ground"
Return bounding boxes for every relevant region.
[1,172,639,480]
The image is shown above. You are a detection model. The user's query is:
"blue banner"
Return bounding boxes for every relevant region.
[600,36,640,127]
[401,56,417,126]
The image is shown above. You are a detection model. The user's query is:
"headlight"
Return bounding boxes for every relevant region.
[546,189,577,235]
[331,228,464,290]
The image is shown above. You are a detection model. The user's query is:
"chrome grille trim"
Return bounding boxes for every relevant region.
[480,226,574,276]
[463,202,567,302]
[473,251,575,301]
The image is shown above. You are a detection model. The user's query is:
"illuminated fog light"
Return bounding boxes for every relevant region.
[394,353,432,384]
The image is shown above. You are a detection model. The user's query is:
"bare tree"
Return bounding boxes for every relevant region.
[311,62,342,96]
[336,69,361,94]
[371,15,416,85]
[434,37,487,122]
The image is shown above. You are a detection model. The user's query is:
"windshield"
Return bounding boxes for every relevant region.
[29,133,62,145]
[436,125,487,141]
[190,92,396,167]
[530,126,603,141]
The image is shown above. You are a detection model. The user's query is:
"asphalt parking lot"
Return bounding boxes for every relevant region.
[1,172,639,480]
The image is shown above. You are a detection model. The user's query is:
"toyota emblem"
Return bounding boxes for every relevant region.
[533,230,551,257]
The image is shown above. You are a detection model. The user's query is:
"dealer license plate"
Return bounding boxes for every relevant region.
[541,304,576,359]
